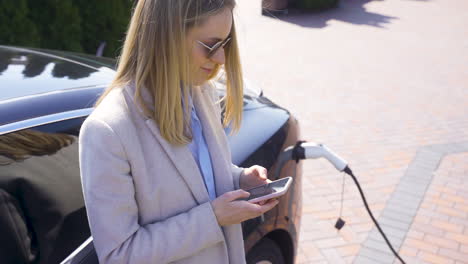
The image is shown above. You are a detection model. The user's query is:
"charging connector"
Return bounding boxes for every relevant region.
[281,141,406,264]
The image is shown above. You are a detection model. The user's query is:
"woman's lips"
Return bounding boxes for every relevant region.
[201,67,213,74]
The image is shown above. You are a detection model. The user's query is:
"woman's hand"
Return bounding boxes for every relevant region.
[211,189,279,226]
[240,165,271,190]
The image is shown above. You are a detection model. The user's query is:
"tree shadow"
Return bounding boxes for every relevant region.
[264,0,399,29]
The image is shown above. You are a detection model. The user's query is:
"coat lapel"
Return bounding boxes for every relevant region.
[192,86,234,196]
[144,119,210,204]
[193,86,245,264]
[123,83,210,205]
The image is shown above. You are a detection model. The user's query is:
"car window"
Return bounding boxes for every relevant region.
[0,119,90,264]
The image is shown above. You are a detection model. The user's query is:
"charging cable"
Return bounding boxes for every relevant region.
[275,141,406,264]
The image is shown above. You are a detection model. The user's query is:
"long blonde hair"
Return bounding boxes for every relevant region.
[0,130,75,165]
[96,0,243,145]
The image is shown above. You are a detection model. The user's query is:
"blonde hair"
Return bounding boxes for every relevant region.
[96,0,243,145]
[0,130,75,165]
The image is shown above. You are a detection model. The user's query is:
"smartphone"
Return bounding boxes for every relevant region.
[240,177,293,203]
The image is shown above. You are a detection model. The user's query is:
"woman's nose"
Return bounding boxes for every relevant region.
[210,48,226,65]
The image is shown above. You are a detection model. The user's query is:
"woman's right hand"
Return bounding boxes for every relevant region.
[211,189,279,226]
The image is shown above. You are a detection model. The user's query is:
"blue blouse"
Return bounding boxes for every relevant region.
[187,96,217,200]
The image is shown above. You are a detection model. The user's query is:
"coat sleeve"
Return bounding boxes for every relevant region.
[78,117,225,264]
[0,189,36,264]
[231,164,244,190]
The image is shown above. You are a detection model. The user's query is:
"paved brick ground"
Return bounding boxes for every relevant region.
[398,153,468,264]
[235,0,468,263]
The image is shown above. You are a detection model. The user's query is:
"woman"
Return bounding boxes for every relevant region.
[78,0,278,263]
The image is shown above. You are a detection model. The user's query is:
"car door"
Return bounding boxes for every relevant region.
[0,117,92,264]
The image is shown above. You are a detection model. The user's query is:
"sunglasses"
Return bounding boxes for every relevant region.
[197,37,231,58]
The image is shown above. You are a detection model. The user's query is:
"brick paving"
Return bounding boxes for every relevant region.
[355,142,468,263]
[398,152,468,264]
[236,0,468,263]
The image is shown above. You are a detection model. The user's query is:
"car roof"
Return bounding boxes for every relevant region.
[0,46,115,133]
[0,46,266,135]
[0,46,115,101]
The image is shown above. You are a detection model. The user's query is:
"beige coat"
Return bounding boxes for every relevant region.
[78,82,246,264]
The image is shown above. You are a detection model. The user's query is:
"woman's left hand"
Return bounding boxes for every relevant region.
[240,165,271,191]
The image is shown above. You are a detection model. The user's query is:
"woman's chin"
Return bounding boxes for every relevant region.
[192,74,214,86]
[192,79,208,87]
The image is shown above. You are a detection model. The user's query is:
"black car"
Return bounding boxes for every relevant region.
[0,45,302,264]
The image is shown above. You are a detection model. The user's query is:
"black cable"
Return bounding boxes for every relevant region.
[343,166,406,264]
